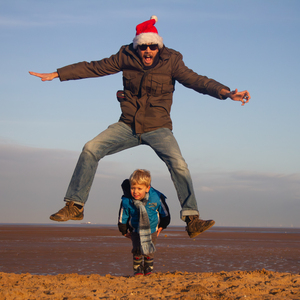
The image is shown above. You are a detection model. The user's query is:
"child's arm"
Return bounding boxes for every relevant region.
[118,221,128,235]
[117,200,131,235]
[158,194,171,229]
[118,180,133,236]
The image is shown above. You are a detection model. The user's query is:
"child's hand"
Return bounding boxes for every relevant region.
[124,232,132,240]
[157,227,163,236]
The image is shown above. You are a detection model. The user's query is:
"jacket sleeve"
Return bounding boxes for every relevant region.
[118,199,131,235]
[57,46,126,81]
[171,51,230,100]
[118,222,128,235]
[158,194,171,229]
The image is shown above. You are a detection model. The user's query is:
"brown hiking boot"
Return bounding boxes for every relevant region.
[186,215,215,238]
[50,201,84,222]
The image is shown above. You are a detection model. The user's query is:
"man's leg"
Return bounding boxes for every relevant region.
[141,128,215,237]
[50,122,139,221]
[141,128,198,218]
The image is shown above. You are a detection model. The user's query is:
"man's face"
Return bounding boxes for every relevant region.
[130,183,150,201]
[137,44,159,67]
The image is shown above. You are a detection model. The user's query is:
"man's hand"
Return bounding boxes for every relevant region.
[29,71,58,81]
[221,88,251,106]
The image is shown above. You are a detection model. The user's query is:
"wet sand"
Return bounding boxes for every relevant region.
[0,224,299,299]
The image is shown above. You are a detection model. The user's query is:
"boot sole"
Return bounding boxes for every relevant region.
[188,220,215,238]
[49,214,84,222]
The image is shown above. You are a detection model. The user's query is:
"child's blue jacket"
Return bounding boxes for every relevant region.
[118,185,170,235]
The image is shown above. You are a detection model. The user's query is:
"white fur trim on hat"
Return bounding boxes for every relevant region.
[133,32,163,49]
[150,15,158,22]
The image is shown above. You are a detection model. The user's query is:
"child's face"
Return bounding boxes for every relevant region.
[130,183,150,201]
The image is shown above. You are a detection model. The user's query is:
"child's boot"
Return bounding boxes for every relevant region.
[144,256,154,276]
[133,256,143,276]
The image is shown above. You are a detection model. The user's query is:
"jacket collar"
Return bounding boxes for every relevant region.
[159,46,171,61]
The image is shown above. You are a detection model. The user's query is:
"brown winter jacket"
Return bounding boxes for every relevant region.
[57,44,230,134]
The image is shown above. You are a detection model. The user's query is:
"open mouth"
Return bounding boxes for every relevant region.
[143,54,153,65]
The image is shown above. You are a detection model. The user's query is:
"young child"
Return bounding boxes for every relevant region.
[118,169,170,276]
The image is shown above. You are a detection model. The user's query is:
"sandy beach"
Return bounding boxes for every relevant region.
[0,224,299,299]
[1,269,300,299]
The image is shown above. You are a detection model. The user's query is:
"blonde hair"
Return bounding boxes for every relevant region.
[129,169,151,187]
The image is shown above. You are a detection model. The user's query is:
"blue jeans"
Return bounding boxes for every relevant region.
[65,122,199,220]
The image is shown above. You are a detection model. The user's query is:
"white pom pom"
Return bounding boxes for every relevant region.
[150,15,158,23]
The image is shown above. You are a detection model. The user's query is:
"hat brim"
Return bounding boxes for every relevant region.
[133,32,163,49]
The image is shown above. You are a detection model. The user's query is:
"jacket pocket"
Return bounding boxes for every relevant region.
[123,73,141,96]
[148,97,172,116]
[150,75,174,96]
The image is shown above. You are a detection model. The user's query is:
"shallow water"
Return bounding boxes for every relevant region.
[0,224,299,276]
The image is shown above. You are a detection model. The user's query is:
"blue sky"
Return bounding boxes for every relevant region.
[1,0,299,227]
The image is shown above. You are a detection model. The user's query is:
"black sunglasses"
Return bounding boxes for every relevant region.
[138,44,158,51]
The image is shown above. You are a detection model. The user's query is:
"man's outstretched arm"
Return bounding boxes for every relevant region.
[220,88,251,106]
[29,71,58,81]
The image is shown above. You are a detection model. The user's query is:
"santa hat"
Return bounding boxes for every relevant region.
[133,16,163,49]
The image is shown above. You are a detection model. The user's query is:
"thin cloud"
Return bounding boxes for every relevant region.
[192,170,300,200]
[0,13,98,28]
